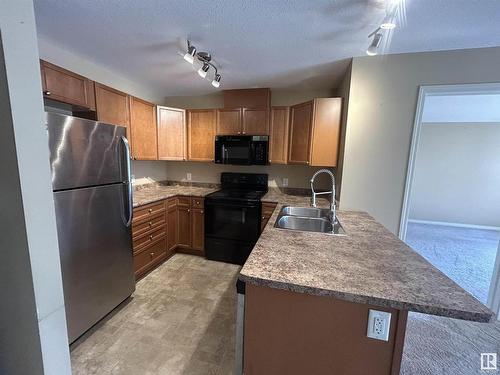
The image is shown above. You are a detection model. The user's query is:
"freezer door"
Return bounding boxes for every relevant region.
[53,183,135,343]
[47,112,127,190]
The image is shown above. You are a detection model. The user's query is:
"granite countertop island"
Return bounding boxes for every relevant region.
[240,190,494,323]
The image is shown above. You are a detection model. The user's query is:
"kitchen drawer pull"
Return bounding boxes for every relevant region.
[149,235,153,240]
[150,252,154,258]
[148,208,153,213]
[201,210,204,214]
[148,221,152,226]
[43,90,51,95]
[187,209,190,212]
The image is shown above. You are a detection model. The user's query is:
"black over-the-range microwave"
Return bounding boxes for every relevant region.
[214,135,269,165]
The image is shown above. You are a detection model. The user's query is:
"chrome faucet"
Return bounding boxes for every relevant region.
[310,169,336,221]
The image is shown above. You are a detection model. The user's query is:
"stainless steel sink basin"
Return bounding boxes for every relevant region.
[280,206,332,219]
[274,206,346,235]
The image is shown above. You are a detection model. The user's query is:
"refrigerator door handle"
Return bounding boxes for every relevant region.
[120,136,133,227]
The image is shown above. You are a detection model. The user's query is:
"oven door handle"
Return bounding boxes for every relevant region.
[205,200,260,209]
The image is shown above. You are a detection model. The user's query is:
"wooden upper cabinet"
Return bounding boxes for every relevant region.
[242,108,269,135]
[95,83,129,128]
[157,106,186,160]
[129,96,157,160]
[216,108,242,135]
[40,60,95,110]
[288,101,313,165]
[309,98,342,167]
[187,109,216,161]
[269,106,290,164]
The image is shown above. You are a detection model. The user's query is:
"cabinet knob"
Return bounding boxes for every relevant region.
[237,131,241,135]
[262,216,265,220]
[201,210,204,214]
[43,90,51,96]
[196,201,200,205]
[242,131,246,135]
[148,209,153,213]
[149,235,153,240]
[148,221,152,226]
[187,209,190,212]
[306,161,310,164]
[150,252,154,258]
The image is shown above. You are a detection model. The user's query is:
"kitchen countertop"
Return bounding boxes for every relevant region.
[133,183,219,207]
[241,190,494,323]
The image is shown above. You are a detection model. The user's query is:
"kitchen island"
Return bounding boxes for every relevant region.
[238,190,494,375]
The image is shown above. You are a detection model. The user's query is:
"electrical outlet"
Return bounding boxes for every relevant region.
[187,173,192,181]
[367,309,391,341]
[283,178,288,187]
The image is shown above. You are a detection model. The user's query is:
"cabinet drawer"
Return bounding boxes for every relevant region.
[133,201,165,224]
[133,238,167,275]
[191,197,204,208]
[132,212,165,239]
[133,226,166,252]
[167,197,177,209]
[177,197,191,207]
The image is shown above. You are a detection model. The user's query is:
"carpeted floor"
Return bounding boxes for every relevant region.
[402,222,500,374]
[405,222,500,303]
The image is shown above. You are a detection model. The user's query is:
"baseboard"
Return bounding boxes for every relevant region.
[408,219,500,232]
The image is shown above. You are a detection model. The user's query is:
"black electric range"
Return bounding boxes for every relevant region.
[204,173,268,265]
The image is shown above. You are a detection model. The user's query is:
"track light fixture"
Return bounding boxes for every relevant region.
[366,32,382,56]
[198,62,209,78]
[183,40,222,88]
[212,74,221,88]
[183,41,196,64]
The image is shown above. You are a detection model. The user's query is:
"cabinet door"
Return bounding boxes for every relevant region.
[95,83,130,128]
[187,109,216,161]
[177,206,191,248]
[288,101,313,165]
[216,109,242,135]
[269,107,289,164]
[129,96,158,160]
[157,106,186,160]
[40,60,95,109]
[310,98,342,167]
[242,108,269,135]
[191,208,204,253]
[167,203,178,253]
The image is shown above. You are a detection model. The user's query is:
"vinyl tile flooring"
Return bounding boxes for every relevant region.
[72,253,499,375]
[71,254,240,375]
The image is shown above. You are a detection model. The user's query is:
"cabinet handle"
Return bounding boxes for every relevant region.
[148,209,153,213]
[187,209,190,212]
[242,131,246,135]
[306,161,310,164]
[262,216,265,220]
[43,90,51,95]
[237,131,241,135]
[196,201,200,205]
[149,235,153,240]
[150,252,155,258]
[201,210,204,214]
[148,222,152,227]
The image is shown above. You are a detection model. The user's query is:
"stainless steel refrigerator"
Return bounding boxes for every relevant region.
[46,112,135,344]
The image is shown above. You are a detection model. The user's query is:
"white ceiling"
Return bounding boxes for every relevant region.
[34,0,500,96]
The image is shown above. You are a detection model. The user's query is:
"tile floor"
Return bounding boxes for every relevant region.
[72,253,499,375]
[71,254,240,375]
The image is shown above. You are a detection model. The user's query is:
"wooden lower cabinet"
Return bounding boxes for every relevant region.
[191,208,204,254]
[261,202,277,232]
[177,205,191,248]
[167,198,178,253]
[133,196,205,279]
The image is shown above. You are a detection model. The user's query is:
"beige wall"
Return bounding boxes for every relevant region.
[409,122,500,227]
[340,46,500,234]
[164,161,333,190]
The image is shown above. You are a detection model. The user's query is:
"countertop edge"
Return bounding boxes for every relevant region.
[238,274,494,323]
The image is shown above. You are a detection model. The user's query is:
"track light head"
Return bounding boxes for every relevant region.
[211,74,221,88]
[198,63,210,78]
[183,41,196,64]
[366,33,382,56]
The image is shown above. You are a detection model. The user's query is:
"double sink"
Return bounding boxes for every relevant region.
[274,206,346,235]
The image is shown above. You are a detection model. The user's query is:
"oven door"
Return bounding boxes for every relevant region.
[205,200,260,242]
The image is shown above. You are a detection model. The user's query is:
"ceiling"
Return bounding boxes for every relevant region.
[34,0,500,96]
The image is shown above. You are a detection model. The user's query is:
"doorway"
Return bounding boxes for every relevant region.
[400,83,500,307]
